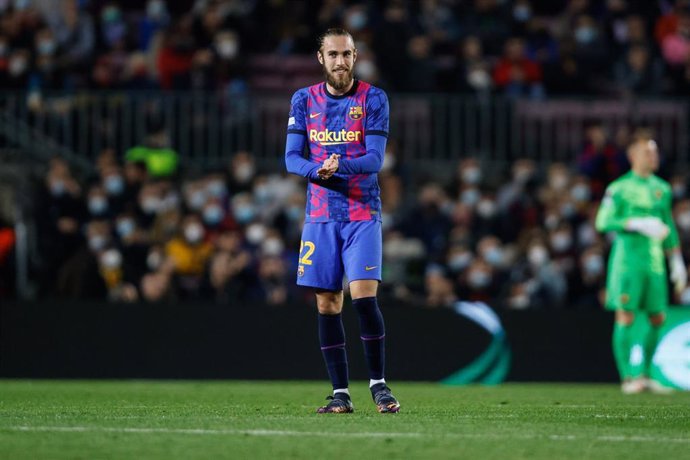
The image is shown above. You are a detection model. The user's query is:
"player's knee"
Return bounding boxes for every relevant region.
[315,290,343,315]
[615,310,635,326]
[648,312,666,327]
[349,280,378,299]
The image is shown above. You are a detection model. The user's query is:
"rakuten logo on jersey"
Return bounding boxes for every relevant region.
[309,129,362,145]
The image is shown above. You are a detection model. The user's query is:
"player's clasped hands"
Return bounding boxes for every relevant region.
[317,154,340,180]
[625,216,670,240]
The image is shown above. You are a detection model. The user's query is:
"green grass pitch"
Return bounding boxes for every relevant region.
[1,380,688,459]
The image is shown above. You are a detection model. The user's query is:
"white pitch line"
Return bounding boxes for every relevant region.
[3,426,690,444]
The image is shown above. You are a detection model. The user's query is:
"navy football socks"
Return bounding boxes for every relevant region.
[353,297,386,381]
[318,313,349,391]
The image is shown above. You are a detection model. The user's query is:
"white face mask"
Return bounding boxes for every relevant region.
[217,40,238,59]
[549,174,568,191]
[245,223,266,245]
[462,167,481,185]
[528,246,548,266]
[448,252,473,272]
[147,251,162,270]
[550,233,573,252]
[141,197,161,214]
[100,249,122,269]
[262,238,284,256]
[467,270,491,289]
[476,199,496,218]
[184,223,204,244]
[234,163,255,183]
[188,190,207,210]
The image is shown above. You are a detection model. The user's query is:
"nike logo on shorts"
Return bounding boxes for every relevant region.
[365,266,378,271]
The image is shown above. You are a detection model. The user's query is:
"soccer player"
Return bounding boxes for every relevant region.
[284,28,400,414]
[595,136,687,394]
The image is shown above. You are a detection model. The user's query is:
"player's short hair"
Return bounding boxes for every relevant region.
[317,28,354,52]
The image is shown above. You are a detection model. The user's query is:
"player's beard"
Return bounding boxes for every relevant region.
[324,65,354,91]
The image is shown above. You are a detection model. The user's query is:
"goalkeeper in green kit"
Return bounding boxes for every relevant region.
[595,136,687,394]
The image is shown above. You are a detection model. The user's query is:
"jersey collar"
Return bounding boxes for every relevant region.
[323,79,359,99]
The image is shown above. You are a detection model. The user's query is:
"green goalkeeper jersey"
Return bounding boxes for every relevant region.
[595,171,679,275]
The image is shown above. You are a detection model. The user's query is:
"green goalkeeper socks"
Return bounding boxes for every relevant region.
[612,322,633,380]
[643,325,661,378]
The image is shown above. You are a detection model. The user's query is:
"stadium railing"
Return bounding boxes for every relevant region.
[0,92,688,170]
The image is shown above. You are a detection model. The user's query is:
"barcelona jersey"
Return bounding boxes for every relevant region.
[287,80,389,223]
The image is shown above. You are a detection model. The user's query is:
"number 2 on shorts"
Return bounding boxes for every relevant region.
[299,240,315,265]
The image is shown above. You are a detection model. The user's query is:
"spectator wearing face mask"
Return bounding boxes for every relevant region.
[424,264,457,308]
[493,37,544,99]
[507,237,567,309]
[55,220,110,299]
[255,234,290,305]
[35,158,86,295]
[452,35,492,94]
[548,222,579,301]
[399,183,453,259]
[201,198,237,242]
[571,245,606,309]
[204,229,253,303]
[165,213,213,298]
[228,151,256,193]
[476,235,510,286]
[458,258,496,303]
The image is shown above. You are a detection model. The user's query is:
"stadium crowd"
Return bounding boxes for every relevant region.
[27,125,690,309]
[3,0,690,308]
[1,0,690,96]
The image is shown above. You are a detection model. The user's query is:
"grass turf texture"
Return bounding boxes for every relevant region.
[1,381,688,459]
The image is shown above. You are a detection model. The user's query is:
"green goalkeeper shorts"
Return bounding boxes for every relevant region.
[605,270,667,313]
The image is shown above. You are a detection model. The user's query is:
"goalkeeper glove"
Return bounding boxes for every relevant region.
[625,217,669,240]
[670,252,687,294]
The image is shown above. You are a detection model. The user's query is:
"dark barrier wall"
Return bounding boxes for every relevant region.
[0,302,618,382]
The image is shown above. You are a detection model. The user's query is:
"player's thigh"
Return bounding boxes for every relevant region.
[606,270,645,312]
[297,222,344,291]
[641,274,668,315]
[341,220,382,283]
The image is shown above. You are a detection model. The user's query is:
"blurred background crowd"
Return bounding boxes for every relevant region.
[2,0,690,309]
[2,0,690,96]
[27,127,690,310]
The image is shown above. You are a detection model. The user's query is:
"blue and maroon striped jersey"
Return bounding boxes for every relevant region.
[286,80,389,223]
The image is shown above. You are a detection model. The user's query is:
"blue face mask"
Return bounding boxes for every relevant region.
[203,205,225,225]
[50,180,66,197]
[584,256,603,275]
[286,205,302,221]
[38,40,56,56]
[233,205,255,224]
[104,175,124,196]
[89,196,108,215]
[206,181,227,198]
[575,27,596,44]
[116,218,135,237]
[484,247,503,267]
[513,5,531,22]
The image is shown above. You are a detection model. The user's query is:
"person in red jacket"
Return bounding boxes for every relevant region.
[493,37,544,98]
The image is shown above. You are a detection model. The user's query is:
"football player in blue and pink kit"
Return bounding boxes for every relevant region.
[285,28,400,414]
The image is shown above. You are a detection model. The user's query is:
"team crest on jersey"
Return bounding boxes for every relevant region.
[349,106,363,120]
[655,189,662,199]
[297,265,305,277]
[620,293,630,304]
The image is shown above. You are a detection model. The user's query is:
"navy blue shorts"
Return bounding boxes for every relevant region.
[296,220,382,291]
